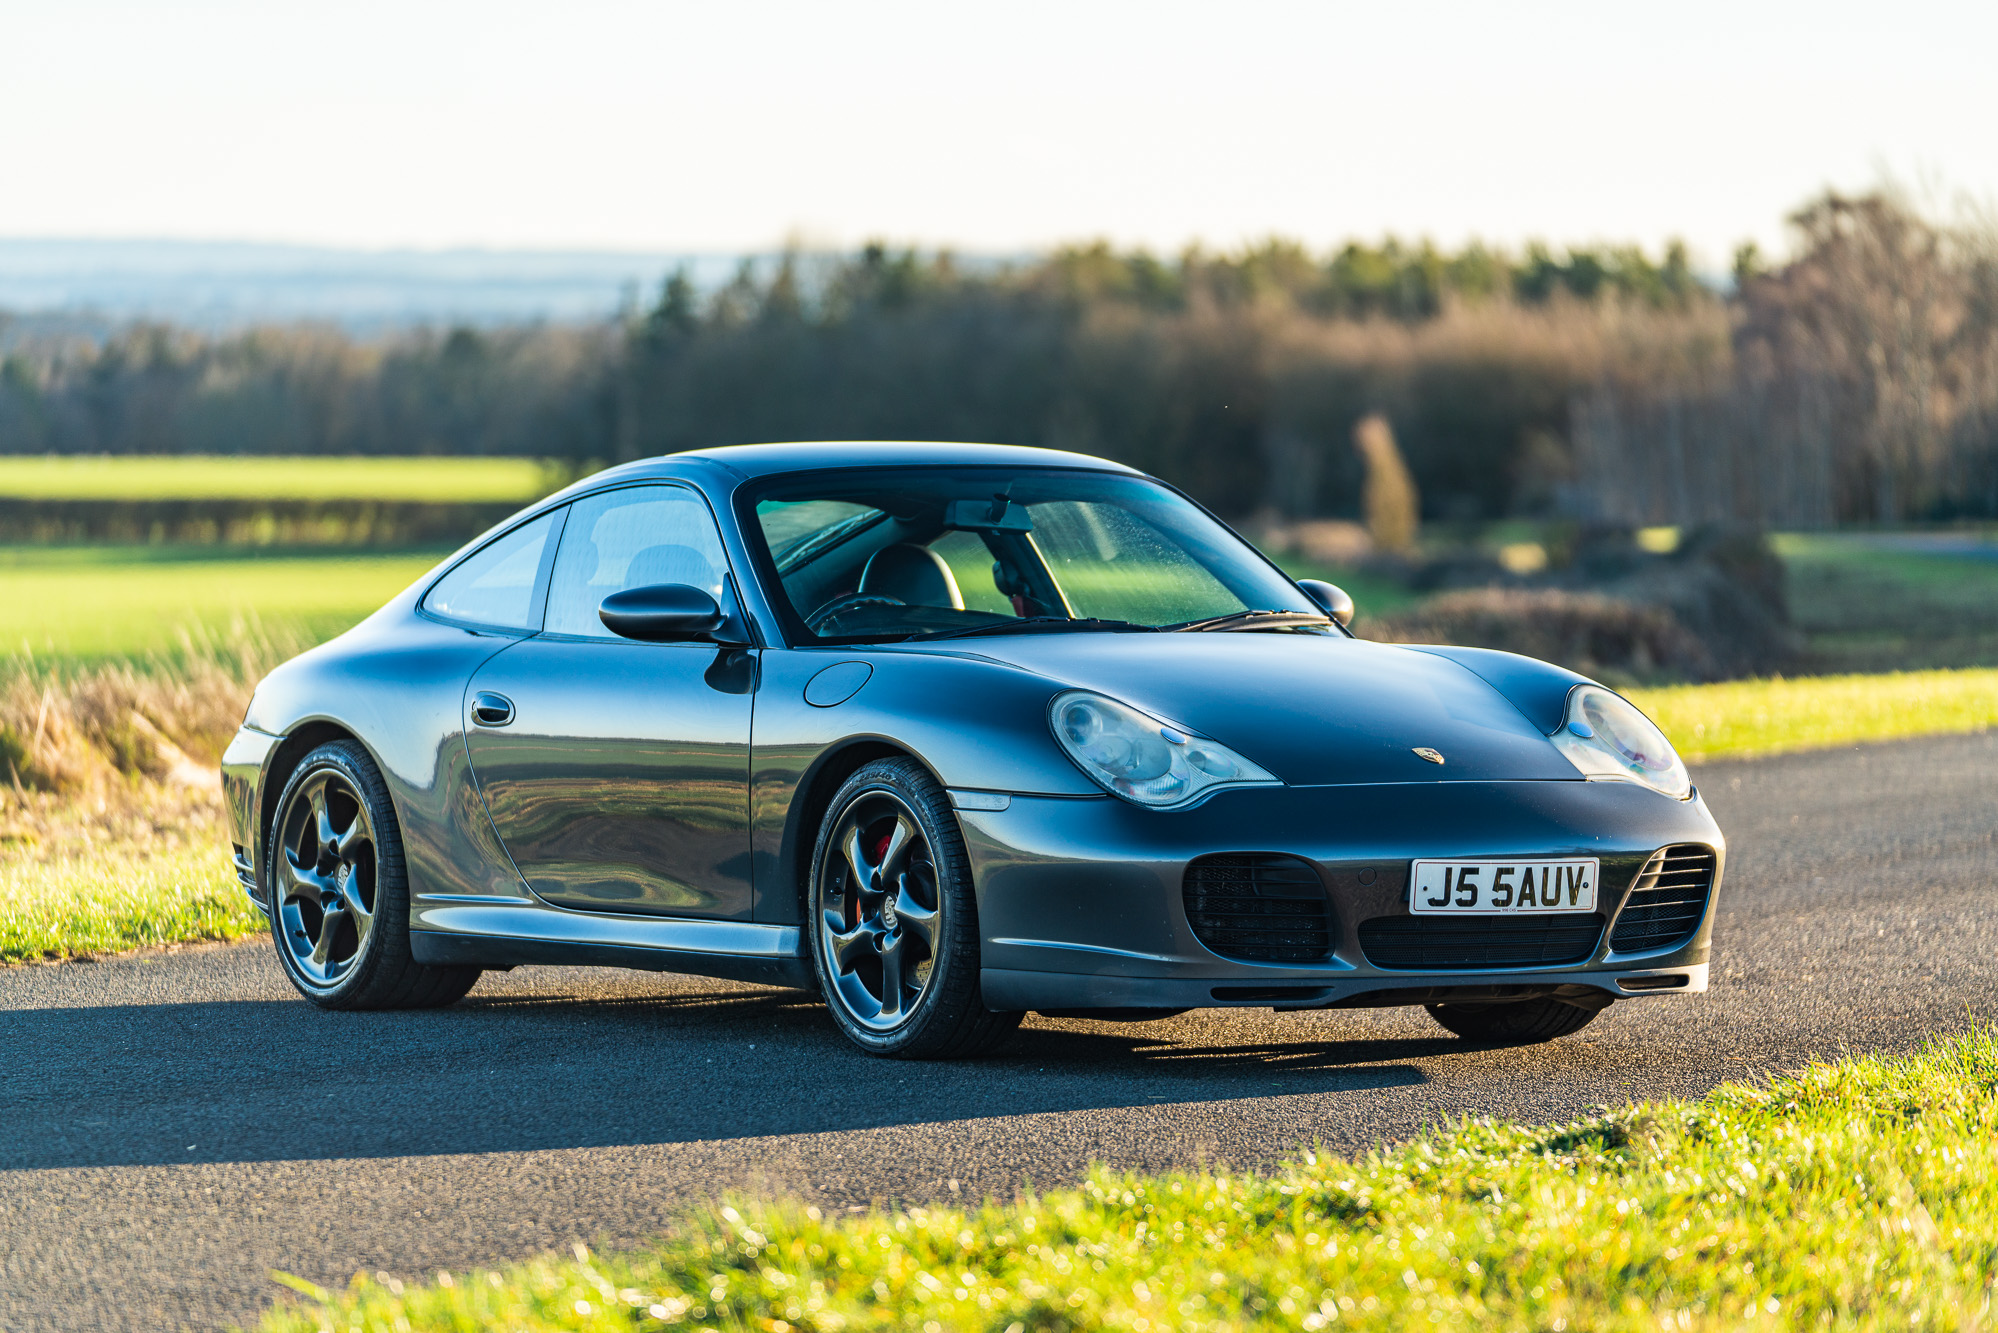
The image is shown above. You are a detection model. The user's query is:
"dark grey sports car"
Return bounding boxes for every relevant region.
[222,441,1724,1058]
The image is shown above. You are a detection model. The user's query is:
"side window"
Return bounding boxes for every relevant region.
[544,485,731,639]
[422,509,561,631]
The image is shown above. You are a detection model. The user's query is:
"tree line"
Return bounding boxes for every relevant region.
[3,191,1993,526]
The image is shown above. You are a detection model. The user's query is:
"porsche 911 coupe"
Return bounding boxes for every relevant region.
[221,441,1724,1058]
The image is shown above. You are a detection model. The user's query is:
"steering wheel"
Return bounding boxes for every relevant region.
[805,592,905,633]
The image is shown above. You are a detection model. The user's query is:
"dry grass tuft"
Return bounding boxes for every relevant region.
[0,630,299,963]
[0,627,304,794]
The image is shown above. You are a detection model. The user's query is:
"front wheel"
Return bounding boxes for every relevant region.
[1424,995,1603,1044]
[807,758,1020,1058]
[266,740,482,1010]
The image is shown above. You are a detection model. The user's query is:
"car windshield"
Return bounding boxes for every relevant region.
[746,467,1324,643]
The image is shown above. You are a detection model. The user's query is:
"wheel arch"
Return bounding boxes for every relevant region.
[781,737,952,920]
[258,719,373,877]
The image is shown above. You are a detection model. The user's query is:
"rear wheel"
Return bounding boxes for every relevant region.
[1424,995,1602,1043]
[808,758,1020,1059]
[267,740,481,1010]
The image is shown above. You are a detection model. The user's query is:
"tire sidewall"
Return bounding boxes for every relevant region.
[266,741,405,1006]
[1426,996,1600,1043]
[807,759,980,1056]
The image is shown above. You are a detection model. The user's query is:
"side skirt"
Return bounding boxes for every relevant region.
[411,930,815,989]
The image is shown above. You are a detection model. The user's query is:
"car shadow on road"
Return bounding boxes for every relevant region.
[1,977,1505,1172]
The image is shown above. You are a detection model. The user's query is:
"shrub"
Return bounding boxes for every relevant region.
[1362,587,1713,682]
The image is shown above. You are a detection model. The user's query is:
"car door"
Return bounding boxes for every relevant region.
[463,483,756,918]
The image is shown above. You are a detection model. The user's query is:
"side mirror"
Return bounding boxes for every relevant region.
[599,584,728,642]
[1296,579,1355,627]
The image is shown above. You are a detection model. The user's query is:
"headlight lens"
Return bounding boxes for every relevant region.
[1550,685,1691,800]
[1049,690,1278,808]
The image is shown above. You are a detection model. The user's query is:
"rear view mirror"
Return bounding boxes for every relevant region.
[945,498,1033,532]
[599,584,727,642]
[1296,579,1355,627]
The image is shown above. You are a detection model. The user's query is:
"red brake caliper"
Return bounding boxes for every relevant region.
[849,829,896,931]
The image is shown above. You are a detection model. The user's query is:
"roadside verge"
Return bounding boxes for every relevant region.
[260,1028,1998,1332]
[1628,666,1998,763]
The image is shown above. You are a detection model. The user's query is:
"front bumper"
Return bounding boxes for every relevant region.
[958,779,1724,1012]
[220,725,285,907]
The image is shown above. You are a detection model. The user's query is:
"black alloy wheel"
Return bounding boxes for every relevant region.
[1424,995,1603,1043]
[267,740,481,1010]
[808,758,1020,1058]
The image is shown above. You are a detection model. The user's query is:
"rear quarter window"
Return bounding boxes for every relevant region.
[422,509,561,630]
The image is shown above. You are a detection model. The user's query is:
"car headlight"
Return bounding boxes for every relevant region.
[1550,684,1691,800]
[1049,690,1279,809]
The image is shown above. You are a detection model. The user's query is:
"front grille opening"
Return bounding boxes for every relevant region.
[1608,844,1717,954]
[1619,974,1690,991]
[1358,913,1605,970]
[1182,853,1335,964]
[1210,985,1332,1002]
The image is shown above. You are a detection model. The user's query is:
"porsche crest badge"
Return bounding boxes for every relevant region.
[1412,747,1446,765]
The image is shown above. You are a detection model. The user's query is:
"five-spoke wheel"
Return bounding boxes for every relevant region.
[818,791,945,1029]
[275,768,378,989]
[808,758,1020,1058]
[266,740,481,1010]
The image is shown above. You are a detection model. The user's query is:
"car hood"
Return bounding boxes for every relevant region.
[914,631,1581,786]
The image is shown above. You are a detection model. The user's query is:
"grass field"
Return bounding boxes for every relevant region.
[1628,667,1998,763]
[0,454,562,502]
[0,826,261,963]
[0,784,263,964]
[0,544,447,660]
[261,1026,1998,1333]
[1777,532,1998,673]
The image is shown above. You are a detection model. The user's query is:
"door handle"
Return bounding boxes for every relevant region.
[471,691,515,727]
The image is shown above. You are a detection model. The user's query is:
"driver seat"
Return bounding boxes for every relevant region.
[858,544,964,609]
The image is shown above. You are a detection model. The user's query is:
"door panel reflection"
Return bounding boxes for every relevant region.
[464,640,754,918]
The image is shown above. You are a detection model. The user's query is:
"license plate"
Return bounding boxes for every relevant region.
[1409,859,1599,915]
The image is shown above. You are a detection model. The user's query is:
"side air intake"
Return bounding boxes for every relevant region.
[1608,844,1717,954]
[1182,854,1335,964]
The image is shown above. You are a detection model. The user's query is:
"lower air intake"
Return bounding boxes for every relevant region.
[1182,854,1335,964]
[1609,844,1717,953]
[1358,913,1605,970]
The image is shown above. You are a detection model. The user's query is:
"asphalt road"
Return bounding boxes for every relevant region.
[5,732,1998,1332]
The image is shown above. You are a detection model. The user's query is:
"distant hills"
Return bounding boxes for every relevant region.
[0,239,748,331]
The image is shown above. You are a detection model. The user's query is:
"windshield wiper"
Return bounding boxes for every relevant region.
[1165,609,1333,633]
[913,617,1153,641]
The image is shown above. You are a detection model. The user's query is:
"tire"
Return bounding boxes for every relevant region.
[807,758,1021,1059]
[265,739,482,1011]
[1424,995,1603,1044]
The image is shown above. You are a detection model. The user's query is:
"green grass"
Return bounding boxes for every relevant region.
[0,454,562,502]
[1773,533,1998,673]
[0,831,261,964]
[1628,667,1998,762]
[261,1027,1998,1332]
[0,544,447,660]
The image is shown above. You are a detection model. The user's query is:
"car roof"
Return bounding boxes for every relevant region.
[668,440,1144,479]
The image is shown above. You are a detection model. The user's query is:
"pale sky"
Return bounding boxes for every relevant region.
[4,0,1993,267]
